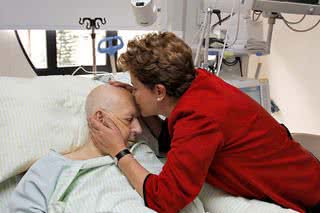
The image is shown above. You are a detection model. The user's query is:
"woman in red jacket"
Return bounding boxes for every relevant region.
[88,32,320,213]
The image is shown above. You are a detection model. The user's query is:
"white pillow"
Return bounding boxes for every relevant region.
[0,75,103,183]
[199,183,298,213]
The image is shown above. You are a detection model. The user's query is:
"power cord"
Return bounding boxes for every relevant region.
[71,66,108,76]
[281,14,320,32]
[281,14,306,24]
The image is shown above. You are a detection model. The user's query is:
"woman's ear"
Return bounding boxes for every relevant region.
[154,84,166,101]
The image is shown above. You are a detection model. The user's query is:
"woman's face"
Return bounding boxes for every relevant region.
[130,73,158,117]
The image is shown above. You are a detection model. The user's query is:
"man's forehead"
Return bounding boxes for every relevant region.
[114,97,137,115]
[116,107,137,118]
[124,101,138,114]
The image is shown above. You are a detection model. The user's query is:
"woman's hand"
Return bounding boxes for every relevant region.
[88,110,128,157]
[109,80,134,93]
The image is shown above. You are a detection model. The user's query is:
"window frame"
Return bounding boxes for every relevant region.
[15,30,117,76]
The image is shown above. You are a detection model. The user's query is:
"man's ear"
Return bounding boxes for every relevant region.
[154,84,166,101]
[94,110,104,123]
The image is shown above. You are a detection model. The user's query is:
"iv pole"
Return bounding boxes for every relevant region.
[79,17,106,77]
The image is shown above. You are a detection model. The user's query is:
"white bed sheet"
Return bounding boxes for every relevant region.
[199,183,298,213]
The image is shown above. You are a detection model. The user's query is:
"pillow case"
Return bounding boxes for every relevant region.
[0,75,103,182]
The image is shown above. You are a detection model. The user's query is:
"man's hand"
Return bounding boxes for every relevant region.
[88,111,128,157]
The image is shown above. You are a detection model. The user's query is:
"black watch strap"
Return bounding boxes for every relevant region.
[114,149,131,165]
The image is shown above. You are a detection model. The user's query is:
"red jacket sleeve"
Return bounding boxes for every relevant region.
[144,113,224,212]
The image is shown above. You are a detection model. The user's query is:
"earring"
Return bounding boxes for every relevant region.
[157,98,161,101]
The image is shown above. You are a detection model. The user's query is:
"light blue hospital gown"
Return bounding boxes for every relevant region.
[8,150,67,212]
[8,143,205,213]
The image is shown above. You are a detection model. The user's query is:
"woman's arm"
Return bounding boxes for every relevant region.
[117,154,150,196]
[143,114,223,212]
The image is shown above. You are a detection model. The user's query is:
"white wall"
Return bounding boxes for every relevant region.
[256,15,320,134]
[0,30,36,77]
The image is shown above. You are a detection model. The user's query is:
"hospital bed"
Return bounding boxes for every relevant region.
[1,72,319,213]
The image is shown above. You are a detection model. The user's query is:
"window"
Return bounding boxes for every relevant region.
[17,30,114,76]
[56,30,106,67]
[17,30,47,69]
[16,30,156,76]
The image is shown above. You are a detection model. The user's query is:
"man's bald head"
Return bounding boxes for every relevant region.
[85,84,142,142]
[85,84,134,117]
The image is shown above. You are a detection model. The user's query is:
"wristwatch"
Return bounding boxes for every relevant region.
[114,148,131,166]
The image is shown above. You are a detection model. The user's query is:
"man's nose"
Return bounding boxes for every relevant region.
[131,118,142,135]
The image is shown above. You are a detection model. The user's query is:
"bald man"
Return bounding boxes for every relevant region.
[7,85,151,212]
[65,84,142,160]
[9,85,205,213]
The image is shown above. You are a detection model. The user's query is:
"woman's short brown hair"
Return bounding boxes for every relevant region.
[118,32,195,98]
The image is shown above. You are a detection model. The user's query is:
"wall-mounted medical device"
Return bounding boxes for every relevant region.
[199,0,320,75]
[252,0,320,15]
[204,0,320,15]
[131,0,158,26]
[204,0,255,13]
[226,78,272,113]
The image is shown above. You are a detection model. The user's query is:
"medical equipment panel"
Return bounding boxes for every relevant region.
[253,0,320,15]
[226,78,272,112]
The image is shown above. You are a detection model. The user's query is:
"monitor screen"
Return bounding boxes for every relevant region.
[239,86,262,105]
[225,78,271,113]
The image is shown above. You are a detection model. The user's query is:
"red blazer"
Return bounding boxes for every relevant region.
[144,69,320,213]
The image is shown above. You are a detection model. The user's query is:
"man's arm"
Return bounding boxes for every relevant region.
[8,152,67,212]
